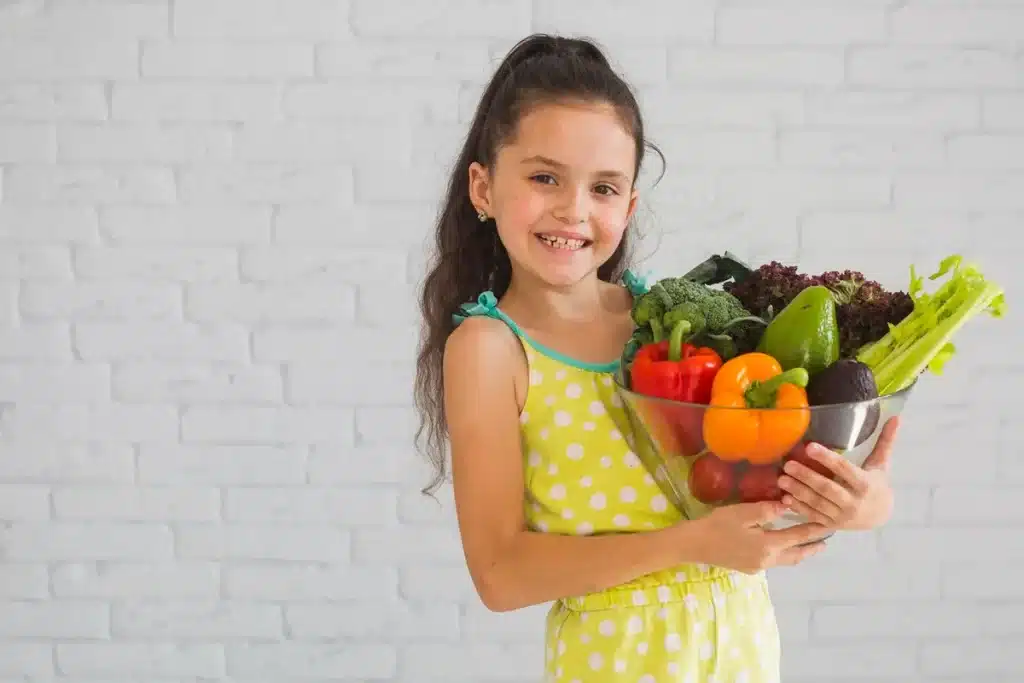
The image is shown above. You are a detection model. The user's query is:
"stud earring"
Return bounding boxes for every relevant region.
[477,209,488,222]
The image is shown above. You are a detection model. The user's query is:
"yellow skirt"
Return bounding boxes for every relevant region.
[544,568,780,683]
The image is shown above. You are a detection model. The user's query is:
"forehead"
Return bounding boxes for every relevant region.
[503,101,636,176]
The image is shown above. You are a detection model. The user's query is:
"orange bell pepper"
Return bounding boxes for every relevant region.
[702,352,810,464]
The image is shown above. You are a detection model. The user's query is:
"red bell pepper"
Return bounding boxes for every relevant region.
[629,321,723,404]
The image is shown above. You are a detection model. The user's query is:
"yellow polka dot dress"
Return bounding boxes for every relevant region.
[455,279,783,683]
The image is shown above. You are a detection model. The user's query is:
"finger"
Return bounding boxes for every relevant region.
[777,539,828,566]
[778,470,849,519]
[781,495,835,527]
[797,444,869,494]
[734,500,788,526]
[764,521,832,548]
[861,416,901,472]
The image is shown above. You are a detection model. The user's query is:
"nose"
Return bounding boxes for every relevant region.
[552,186,588,224]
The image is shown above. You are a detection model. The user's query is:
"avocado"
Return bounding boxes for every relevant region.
[756,285,840,378]
[804,359,880,449]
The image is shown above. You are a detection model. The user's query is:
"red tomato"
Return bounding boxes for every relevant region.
[688,453,735,504]
[738,464,783,503]
[784,442,834,479]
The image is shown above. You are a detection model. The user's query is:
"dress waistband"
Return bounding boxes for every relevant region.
[558,566,763,612]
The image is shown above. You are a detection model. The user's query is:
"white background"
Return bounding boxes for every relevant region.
[0,0,1022,681]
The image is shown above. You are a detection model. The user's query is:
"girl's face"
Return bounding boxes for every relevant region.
[468,101,639,290]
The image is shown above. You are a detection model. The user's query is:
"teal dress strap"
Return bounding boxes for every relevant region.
[453,291,525,335]
[622,268,650,297]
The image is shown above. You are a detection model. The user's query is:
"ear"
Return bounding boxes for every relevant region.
[625,188,639,222]
[467,161,493,217]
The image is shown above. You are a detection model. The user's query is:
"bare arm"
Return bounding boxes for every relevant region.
[443,318,705,612]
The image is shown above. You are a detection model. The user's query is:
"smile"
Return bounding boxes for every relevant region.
[537,234,591,250]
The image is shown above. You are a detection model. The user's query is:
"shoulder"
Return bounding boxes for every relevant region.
[443,315,528,397]
[445,315,522,366]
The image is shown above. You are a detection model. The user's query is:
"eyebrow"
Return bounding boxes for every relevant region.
[521,155,629,182]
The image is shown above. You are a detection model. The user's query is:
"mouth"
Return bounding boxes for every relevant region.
[536,233,592,251]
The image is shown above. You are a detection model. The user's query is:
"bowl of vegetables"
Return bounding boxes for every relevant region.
[615,252,1006,530]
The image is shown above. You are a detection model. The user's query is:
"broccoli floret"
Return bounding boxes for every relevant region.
[662,301,706,338]
[699,290,751,332]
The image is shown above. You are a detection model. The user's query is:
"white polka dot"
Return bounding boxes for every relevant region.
[657,586,672,603]
[580,633,591,644]
[624,451,640,468]
[579,476,592,487]
[684,594,699,612]
[657,607,668,620]
[627,615,643,635]
[555,369,567,381]
[527,451,540,467]
[537,520,548,531]
[548,462,558,475]
[614,659,626,673]
[540,428,549,440]
[554,411,572,426]
[530,369,543,385]
[639,674,655,683]
[565,443,584,460]
[590,492,607,510]
[610,393,623,407]
[577,522,594,534]
[519,411,529,424]
[651,494,668,512]
[665,633,682,651]
[561,508,573,520]
[609,429,622,440]
[668,662,680,676]
[558,641,566,655]
[613,513,630,527]
[583,421,596,431]
[637,642,649,655]
[602,376,612,386]
[699,641,714,661]
[589,401,605,416]
[736,671,750,683]
[598,619,615,636]
[643,473,655,486]
[620,486,637,503]
[600,456,612,468]
[550,484,566,500]
[565,383,582,398]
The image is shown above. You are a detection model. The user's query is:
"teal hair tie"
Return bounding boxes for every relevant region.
[452,291,499,324]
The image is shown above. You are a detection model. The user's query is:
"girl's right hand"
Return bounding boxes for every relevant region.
[687,500,830,574]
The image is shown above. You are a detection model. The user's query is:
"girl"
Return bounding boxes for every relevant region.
[414,33,899,683]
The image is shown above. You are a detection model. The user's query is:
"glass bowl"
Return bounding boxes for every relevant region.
[614,368,914,532]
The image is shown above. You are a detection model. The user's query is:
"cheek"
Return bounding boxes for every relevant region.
[495,186,547,230]
[592,202,630,243]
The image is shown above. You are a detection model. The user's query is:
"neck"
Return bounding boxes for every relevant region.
[503,270,610,324]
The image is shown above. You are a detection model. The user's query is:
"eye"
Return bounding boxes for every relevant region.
[530,174,556,185]
[594,184,619,196]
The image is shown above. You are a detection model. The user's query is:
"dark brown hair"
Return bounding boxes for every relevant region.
[413,33,663,496]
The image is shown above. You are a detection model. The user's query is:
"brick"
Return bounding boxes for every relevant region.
[288,362,414,406]
[401,565,479,603]
[0,207,98,244]
[639,90,804,128]
[0,283,15,326]
[932,486,1024,523]
[138,444,306,485]
[182,405,354,444]
[0,84,107,121]
[801,210,979,255]
[286,84,458,123]
[235,122,410,164]
[101,207,271,245]
[402,644,542,679]
[254,325,418,363]
[888,408,999,484]
[812,602,982,639]
[894,172,1024,210]
[920,640,1022,676]
[178,165,352,205]
[53,486,221,522]
[112,602,283,639]
[534,0,713,40]
[2,0,168,39]
[224,564,398,601]
[75,322,249,362]
[175,0,352,39]
[399,485,459,526]
[0,565,48,599]
[318,41,493,80]
[52,562,220,599]
[274,204,434,247]
[20,282,182,321]
[355,280,418,327]
[669,47,843,86]
[58,124,233,163]
[780,130,945,168]
[0,522,173,560]
[652,129,776,167]
[767,559,939,601]
[75,246,238,282]
[461,602,548,642]
[948,134,1024,168]
[717,6,886,45]
[114,362,281,403]
[351,0,530,38]
[225,487,397,524]
[890,5,1024,45]
[717,169,891,211]
[112,84,282,122]
[143,42,314,79]
[943,563,1024,599]
[805,91,980,129]
[879,527,1024,562]
[0,246,71,280]
[355,406,418,445]
[780,644,917,678]
[0,124,54,162]
[0,41,137,80]
[848,47,1019,88]
[4,165,175,205]
[175,524,351,563]
[186,283,356,323]
[227,643,397,679]
[0,601,109,638]
[241,246,407,284]
[307,445,407,484]
[984,94,1024,129]
[0,325,70,360]
[0,643,53,677]
[0,485,50,520]
[352,527,464,565]
[57,643,225,678]
[287,602,459,640]
[0,403,178,442]
[0,441,133,483]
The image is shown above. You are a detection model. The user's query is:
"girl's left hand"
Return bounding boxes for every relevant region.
[777,417,901,531]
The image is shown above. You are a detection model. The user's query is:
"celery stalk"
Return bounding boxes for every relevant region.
[855,255,1006,395]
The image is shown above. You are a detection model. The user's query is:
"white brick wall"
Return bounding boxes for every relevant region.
[0,1,1021,681]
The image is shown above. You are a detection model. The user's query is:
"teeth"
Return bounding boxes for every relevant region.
[538,234,587,250]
